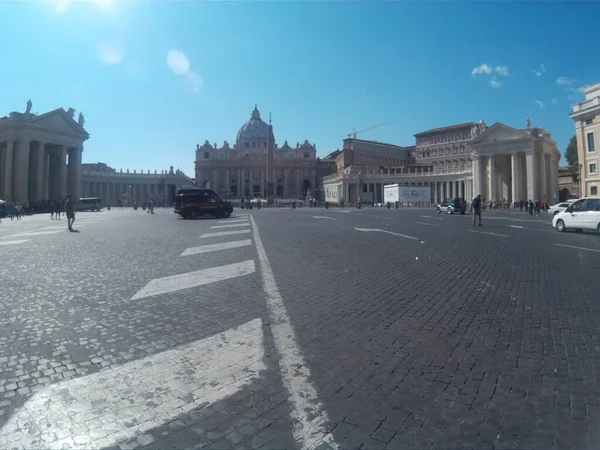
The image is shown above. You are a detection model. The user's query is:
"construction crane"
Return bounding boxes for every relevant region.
[347,122,390,139]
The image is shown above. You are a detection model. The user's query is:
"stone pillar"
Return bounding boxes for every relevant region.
[539,151,547,202]
[43,150,50,201]
[260,168,265,197]
[34,142,46,201]
[296,169,301,198]
[472,157,481,198]
[67,148,79,199]
[2,141,14,201]
[14,139,31,203]
[488,155,496,201]
[226,169,230,196]
[249,169,253,196]
[526,152,535,201]
[55,146,67,200]
[511,153,519,204]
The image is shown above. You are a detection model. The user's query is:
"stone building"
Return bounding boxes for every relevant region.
[194,105,334,200]
[0,101,87,203]
[569,82,600,197]
[81,163,193,205]
[322,119,560,205]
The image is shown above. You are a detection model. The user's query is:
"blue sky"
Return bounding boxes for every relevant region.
[1,1,598,177]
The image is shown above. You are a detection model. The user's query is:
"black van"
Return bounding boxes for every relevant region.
[174,188,233,219]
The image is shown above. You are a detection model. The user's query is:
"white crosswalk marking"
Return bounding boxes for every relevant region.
[12,230,65,237]
[200,229,251,238]
[211,223,250,229]
[0,319,266,450]
[131,260,256,300]
[0,239,30,246]
[180,239,252,256]
[217,219,249,224]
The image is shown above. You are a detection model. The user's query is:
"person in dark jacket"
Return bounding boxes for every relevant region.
[472,194,483,227]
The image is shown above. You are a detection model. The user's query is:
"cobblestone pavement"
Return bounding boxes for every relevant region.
[1,206,600,449]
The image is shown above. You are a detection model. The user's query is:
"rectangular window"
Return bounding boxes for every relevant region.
[592,186,598,196]
[204,152,209,159]
[587,132,596,152]
[590,163,598,174]
[304,152,309,158]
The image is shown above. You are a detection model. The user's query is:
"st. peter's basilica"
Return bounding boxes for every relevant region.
[194,105,334,199]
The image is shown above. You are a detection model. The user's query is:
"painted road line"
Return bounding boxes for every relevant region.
[510,225,524,229]
[354,227,420,241]
[414,221,440,227]
[0,319,266,450]
[421,215,435,218]
[211,223,251,229]
[12,229,65,237]
[200,229,251,239]
[556,244,600,253]
[251,215,336,449]
[180,239,252,256]
[131,260,256,300]
[313,216,337,220]
[0,239,31,246]
[468,230,509,238]
[217,219,249,224]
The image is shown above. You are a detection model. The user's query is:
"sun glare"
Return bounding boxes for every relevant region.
[49,0,116,15]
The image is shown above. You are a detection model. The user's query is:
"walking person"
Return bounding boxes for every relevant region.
[472,194,483,227]
[65,195,77,232]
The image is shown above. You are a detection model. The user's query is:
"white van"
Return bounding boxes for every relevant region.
[552,197,600,233]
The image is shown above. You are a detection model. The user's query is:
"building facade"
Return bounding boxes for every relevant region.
[81,163,193,205]
[569,82,600,197]
[0,101,88,204]
[322,120,560,205]
[194,105,334,200]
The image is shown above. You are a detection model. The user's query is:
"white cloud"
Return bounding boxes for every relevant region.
[556,76,575,86]
[532,64,546,77]
[490,77,502,89]
[551,98,558,105]
[167,50,190,76]
[472,64,492,76]
[534,100,545,109]
[96,42,125,65]
[494,66,509,76]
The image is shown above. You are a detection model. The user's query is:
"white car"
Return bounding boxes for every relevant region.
[548,201,575,216]
[552,197,600,233]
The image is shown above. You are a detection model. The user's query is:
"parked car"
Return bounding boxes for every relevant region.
[552,197,600,233]
[436,197,467,215]
[548,200,575,215]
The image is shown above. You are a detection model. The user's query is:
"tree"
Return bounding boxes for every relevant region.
[565,135,579,182]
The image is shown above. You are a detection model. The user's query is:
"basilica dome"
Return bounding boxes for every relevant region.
[236,105,269,144]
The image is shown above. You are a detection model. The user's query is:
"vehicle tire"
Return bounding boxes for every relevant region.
[461,211,465,215]
[223,211,231,218]
[556,219,566,232]
[597,223,600,234]
[447,207,452,214]
[189,211,198,220]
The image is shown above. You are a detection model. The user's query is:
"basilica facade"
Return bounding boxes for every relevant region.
[194,105,333,199]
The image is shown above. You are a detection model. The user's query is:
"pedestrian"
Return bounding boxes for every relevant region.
[472,193,483,227]
[65,194,76,232]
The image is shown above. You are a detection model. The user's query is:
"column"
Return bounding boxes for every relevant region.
[43,150,50,201]
[14,140,31,203]
[56,146,67,200]
[296,169,301,198]
[34,142,46,201]
[539,151,547,202]
[226,168,230,195]
[488,155,496,201]
[526,152,535,201]
[511,153,519,204]
[460,180,464,198]
[2,141,14,201]
[472,157,481,198]
[67,148,78,199]
[260,168,264,197]
[249,169,253,196]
